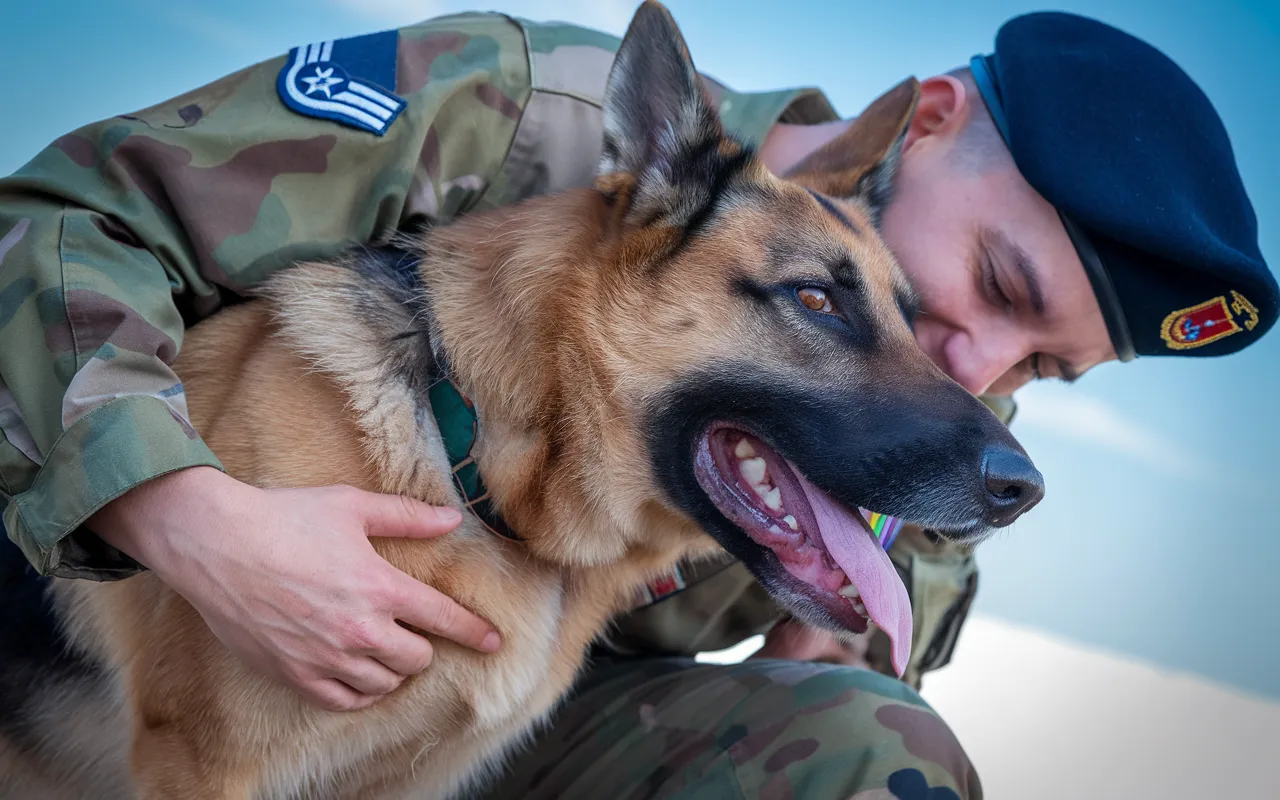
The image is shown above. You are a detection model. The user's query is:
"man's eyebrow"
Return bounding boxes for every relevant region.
[988,228,1047,317]
[986,229,1090,383]
[1009,240,1047,317]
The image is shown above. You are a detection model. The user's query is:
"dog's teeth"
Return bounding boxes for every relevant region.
[838,585,861,599]
[734,439,756,459]
[739,457,767,486]
[853,599,867,616]
[783,514,798,531]
[763,487,782,511]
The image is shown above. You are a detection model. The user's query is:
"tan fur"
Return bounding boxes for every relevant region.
[49,267,699,798]
[51,175,917,796]
[10,6,957,798]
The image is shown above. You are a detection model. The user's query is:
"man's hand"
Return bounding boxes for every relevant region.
[89,467,501,712]
[751,617,873,668]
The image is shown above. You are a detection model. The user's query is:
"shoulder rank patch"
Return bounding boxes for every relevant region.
[277,29,406,136]
[1159,290,1259,350]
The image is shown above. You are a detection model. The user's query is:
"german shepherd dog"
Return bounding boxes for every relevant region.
[0,3,1044,797]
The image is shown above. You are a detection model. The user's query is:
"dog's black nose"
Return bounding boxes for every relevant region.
[981,446,1045,525]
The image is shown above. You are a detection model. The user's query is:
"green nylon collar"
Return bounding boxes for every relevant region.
[426,374,522,543]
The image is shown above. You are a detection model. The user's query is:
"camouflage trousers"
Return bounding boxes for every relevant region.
[474,656,982,800]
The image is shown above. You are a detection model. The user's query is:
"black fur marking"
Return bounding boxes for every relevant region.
[339,245,526,545]
[344,244,445,410]
[598,4,759,261]
[827,255,863,289]
[807,189,863,236]
[350,244,426,303]
[854,137,906,230]
[758,241,879,351]
[0,534,105,753]
[599,2,719,213]
[822,257,879,349]
[666,140,756,259]
[731,275,771,305]
[643,362,1033,622]
[600,138,621,171]
[895,289,921,330]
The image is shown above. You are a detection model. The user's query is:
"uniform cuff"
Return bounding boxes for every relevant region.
[3,395,223,580]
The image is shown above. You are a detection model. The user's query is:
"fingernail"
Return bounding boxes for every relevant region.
[482,631,501,652]
[437,507,462,524]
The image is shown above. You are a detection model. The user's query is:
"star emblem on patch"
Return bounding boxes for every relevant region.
[301,66,343,98]
[276,30,407,136]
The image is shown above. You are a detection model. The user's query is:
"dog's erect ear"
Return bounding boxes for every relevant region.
[596,1,729,226]
[782,78,922,228]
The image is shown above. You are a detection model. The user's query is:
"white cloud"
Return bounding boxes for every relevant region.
[1010,383,1195,477]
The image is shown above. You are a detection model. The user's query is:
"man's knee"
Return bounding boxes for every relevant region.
[713,658,983,800]
[479,657,982,800]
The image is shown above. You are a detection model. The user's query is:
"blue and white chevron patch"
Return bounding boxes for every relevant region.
[276,29,406,136]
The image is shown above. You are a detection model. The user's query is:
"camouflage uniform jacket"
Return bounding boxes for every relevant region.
[0,11,1005,684]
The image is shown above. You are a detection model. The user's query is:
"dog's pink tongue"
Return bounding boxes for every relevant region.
[795,473,913,677]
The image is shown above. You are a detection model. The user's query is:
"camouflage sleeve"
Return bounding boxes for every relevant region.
[0,12,534,579]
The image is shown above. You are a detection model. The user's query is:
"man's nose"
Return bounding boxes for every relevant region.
[981,446,1045,525]
[939,330,1025,396]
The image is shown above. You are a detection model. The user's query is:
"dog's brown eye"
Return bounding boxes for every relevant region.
[797,287,834,314]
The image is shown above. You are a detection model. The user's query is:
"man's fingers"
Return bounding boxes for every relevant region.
[376,628,436,676]
[303,677,379,713]
[328,657,405,697]
[390,578,501,654]
[355,490,462,540]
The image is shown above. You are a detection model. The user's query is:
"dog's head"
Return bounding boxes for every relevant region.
[549,1,1044,675]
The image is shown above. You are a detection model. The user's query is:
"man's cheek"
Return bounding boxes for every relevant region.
[910,319,951,374]
[985,365,1033,396]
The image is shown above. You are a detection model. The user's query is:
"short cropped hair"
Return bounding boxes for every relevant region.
[945,67,1014,173]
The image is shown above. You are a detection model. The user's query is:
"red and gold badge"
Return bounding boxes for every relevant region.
[1160,291,1258,350]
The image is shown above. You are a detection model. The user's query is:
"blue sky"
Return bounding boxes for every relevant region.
[4,0,1277,699]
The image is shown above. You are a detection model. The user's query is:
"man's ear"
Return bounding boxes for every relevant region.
[782,77,922,227]
[595,1,731,227]
[900,74,967,155]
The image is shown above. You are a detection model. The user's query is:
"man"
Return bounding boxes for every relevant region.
[0,6,1273,799]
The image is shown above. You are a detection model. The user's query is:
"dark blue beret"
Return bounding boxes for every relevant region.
[969,11,1277,360]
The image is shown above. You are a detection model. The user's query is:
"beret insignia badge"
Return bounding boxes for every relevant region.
[1160,291,1259,350]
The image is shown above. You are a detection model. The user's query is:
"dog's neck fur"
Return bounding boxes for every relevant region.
[263,186,707,574]
[418,192,605,434]
[419,187,704,570]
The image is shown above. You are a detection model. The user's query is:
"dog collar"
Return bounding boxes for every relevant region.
[425,371,523,543]
[424,365,900,565]
[863,510,903,551]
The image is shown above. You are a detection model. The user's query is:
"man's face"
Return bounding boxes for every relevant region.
[877,76,1116,396]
